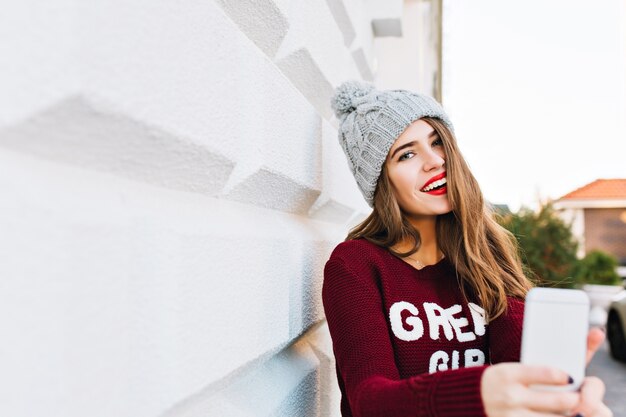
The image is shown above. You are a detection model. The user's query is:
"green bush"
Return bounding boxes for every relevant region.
[572,250,621,286]
[497,202,579,288]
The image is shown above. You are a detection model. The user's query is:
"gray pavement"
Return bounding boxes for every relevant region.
[587,340,626,416]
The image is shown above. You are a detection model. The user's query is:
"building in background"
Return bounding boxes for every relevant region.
[554,179,626,278]
[0,0,444,416]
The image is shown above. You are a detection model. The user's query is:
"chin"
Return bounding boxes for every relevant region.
[405,206,452,218]
[420,201,453,215]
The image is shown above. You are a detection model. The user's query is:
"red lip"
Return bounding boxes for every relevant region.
[425,185,447,195]
[421,171,447,190]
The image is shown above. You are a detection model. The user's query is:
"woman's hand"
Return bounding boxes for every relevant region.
[567,328,613,416]
[568,376,613,417]
[481,363,589,417]
[481,363,578,416]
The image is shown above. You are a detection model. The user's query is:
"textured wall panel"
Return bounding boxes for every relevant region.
[214,0,366,120]
[0,96,233,196]
[309,119,370,223]
[223,167,321,214]
[0,0,393,415]
[162,340,320,417]
[307,323,342,417]
[324,0,357,47]
[0,150,343,417]
[82,0,324,207]
[213,0,289,58]
[288,239,338,337]
[275,48,337,120]
[366,0,404,36]
[324,0,376,80]
[0,0,79,127]
[274,0,362,119]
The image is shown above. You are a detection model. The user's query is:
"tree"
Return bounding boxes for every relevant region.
[572,250,621,286]
[497,202,579,288]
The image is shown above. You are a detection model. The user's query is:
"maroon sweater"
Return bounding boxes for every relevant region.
[322,239,524,417]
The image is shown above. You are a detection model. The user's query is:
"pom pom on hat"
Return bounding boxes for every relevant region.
[330,80,375,118]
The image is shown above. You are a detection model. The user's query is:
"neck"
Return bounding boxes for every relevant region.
[396,215,442,264]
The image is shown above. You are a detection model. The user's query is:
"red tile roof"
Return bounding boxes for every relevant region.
[559,179,626,200]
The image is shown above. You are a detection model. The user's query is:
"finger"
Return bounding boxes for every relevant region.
[581,376,606,402]
[522,389,579,414]
[573,377,607,417]
[515,365,571,386]
[586,327,606,365]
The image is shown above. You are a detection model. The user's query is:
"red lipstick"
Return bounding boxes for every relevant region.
[421,171,446,190]
[425,185,447,195]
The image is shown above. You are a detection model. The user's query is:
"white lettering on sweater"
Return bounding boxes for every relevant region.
[429,351,449,373]
[390,301,488,374]
[389,301,424,341]
[468,302,486,336]
[465,348,486,367]
[429,348,485,373]
[389,301,486,342]
[423,303,455,341]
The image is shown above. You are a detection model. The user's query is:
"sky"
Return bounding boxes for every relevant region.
[442,0,626,212]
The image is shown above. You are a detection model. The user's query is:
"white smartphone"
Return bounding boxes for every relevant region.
[520,287,590,391]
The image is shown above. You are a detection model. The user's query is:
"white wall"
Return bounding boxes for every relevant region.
[374,0,442,97]
[0,0,437,415]
[554,206,586,259]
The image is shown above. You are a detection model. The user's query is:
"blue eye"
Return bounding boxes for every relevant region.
[433,138,443,146]
[398,151,414,161]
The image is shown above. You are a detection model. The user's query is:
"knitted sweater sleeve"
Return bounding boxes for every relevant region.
[322,258,487,417]
[488,297,525,363]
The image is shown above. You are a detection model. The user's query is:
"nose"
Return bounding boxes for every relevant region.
[423,148,445,172]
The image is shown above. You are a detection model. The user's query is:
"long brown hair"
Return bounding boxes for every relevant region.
[346,117,533,321]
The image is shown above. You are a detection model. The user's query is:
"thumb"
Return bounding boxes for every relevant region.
[586,327,606,365]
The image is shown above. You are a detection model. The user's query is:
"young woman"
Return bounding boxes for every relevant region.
[322,81,611,417]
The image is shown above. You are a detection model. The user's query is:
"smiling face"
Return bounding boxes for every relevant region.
[385,119,453,219]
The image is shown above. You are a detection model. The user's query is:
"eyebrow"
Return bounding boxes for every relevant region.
[389,130,439,160]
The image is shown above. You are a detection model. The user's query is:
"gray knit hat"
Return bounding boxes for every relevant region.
[330,80,454,207]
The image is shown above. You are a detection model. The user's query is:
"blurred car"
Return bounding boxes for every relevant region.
[607,283,626,362]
